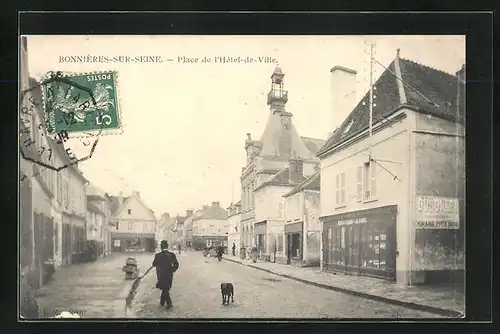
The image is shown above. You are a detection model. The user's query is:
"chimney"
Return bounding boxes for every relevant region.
[186,209,194,217]
[212,201,220,207]
[330,66,357,137]
[118,191,124,206]
[289,158,304,183]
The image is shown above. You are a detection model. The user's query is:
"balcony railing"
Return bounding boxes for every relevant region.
[267,90,288,105]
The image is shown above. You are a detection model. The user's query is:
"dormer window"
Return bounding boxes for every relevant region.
[342,120,355,136]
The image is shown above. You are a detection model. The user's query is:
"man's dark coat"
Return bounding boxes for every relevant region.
[152,250,179,290]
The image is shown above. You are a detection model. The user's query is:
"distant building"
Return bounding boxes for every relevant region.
[182,209,196,248]
[283,168,321,267]
[86,184,115,258]
[227,201,242,255]
[318,51,465,286]
[110,191,157,252]
[192,202,228,250]
[239,66,325,261]
[156,213,175,246]
[172,212,190,248]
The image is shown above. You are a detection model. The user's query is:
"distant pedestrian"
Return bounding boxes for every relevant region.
[232,243,236,256]
[153,240,179,309]
[178,244,181,254]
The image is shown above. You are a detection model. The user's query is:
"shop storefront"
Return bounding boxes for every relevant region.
[322,205,397,280]
[254,221,267,259]
[192,235,228,250]
[285,222,303,265]
[112,232,156,252]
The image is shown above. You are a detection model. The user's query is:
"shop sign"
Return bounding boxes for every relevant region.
[416,196,459,229]
[337,217,367,226]
[113,240,121,247]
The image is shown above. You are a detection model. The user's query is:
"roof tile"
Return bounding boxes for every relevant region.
[318,57,465,156]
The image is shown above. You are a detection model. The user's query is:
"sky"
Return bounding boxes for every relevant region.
[25,35,465,217]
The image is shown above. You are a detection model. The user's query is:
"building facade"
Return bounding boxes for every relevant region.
[86,191,109,259]
[156,213,176,247]
[317,52,465,286]
[227,201,242,255]
[182,209,196,248]
[283,169,322,267]
[85,184,114,257]
[110,191,157,252]
[192,202,228,250]
[239,66,325,260]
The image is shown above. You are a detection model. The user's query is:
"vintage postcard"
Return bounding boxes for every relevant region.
[19,34,465,320]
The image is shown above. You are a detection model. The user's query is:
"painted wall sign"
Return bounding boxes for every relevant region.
[416,196,459,229]
[337,217,368,226]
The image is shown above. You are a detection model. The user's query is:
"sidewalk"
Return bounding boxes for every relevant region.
[223,255,464,318]
[35,252,153,318]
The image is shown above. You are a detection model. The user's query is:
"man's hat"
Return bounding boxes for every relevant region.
[160,240,168,249]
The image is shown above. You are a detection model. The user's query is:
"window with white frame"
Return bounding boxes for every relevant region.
[360,161,377,201]
[335,172,346,206]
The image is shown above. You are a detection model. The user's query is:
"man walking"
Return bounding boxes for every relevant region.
[153,240,179,309]
[232,243,236,256]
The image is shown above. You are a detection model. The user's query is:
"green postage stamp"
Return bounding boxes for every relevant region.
[42,71,122,136]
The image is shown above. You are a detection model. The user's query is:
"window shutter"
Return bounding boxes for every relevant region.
[356,165,363,201]
[370,163,377,198]
[340,172,346,204]
[335,174,340,205]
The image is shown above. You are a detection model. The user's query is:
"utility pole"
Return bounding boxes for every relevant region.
[368,41,375,158]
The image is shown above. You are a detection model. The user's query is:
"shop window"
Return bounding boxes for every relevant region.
[329,227,345,265]
[335,172,346,206]
[346,225,362,267]
[362,225,391,270]
[327,228,333,263]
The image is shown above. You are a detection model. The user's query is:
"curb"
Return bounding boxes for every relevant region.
[223,256,463,318]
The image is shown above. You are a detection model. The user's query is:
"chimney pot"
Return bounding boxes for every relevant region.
[212,201,219,207]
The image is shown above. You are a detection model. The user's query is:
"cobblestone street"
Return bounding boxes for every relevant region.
[131,250,438,319]
[35,253,152,318]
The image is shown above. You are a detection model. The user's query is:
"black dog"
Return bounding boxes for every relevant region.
[220,283,234,304]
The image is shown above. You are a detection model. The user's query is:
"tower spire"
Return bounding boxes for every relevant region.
[267,66,288,114]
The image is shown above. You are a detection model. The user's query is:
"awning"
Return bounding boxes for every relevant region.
[285,221,303,234]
